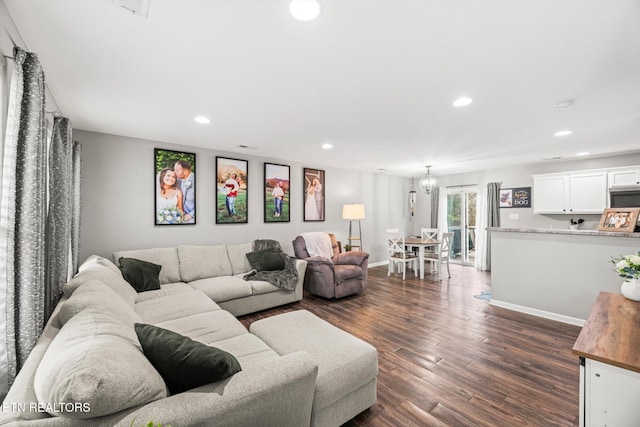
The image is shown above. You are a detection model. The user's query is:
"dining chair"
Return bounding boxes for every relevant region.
[386,232,418,280]
[424,232,453,279]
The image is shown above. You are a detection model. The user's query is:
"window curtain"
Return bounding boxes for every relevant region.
[436,186,448,238]
[70,140,82,274]
[430,187,439,228]
[475,184,488,270]
[45,117,73,319]
[485,182,502,271]
[0,47,47,393]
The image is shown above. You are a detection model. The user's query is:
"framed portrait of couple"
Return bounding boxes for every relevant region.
[216,156,248,224]
[598,208,640,233]
[303,168,325,222]
[264,163,290,223]
[154,148,196,226]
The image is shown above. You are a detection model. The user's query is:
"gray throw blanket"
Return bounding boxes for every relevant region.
[243,239,298,291]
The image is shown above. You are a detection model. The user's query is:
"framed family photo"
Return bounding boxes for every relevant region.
[264,163,290,223]
[216,156,248,224]
[598,208,640,232]
[303,168,325,221]
[154,148,196,225]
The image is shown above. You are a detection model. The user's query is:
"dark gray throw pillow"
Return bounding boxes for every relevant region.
[134,323,242,394]
[246,248,285,271]
[118,257,162,292]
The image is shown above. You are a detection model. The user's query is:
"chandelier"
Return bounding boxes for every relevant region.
[419,165,437,194]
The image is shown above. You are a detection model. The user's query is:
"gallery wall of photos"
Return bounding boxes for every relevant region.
[154,148,325,225]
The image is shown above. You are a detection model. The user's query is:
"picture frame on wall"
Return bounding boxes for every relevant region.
[154,148,196,225]
[303,168,325,221]
[597,208,640,233]
[264,163,290,223]
[215,156,248,224]
[500,187,531,208]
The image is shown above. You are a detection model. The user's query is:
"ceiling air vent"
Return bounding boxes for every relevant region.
[111,0,150,18]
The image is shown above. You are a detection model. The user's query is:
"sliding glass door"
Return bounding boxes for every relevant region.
[447,187,477,265]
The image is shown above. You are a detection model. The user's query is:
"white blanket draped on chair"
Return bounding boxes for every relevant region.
[301,232,333,259]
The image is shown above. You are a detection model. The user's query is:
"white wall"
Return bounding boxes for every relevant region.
[76,130,411,264]
[431,153,640,231]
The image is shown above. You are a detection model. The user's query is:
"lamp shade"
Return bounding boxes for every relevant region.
[342,204,365,220]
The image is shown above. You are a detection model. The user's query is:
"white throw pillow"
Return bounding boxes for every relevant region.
[33,307,167,418]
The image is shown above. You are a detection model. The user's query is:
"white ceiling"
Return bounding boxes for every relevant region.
[3,0,640,177]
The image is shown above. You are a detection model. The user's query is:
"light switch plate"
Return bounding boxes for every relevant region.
[509,213,520,220]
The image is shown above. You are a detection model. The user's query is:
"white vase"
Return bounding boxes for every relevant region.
[621,278,640,301]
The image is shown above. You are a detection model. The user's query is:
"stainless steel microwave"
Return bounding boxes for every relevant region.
[610,186,640,208]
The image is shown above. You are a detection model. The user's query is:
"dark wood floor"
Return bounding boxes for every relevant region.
[240,264,582,426]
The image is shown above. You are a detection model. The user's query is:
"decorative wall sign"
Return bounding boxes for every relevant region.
[303,168,325,221]
[154,148,196,225]
[598,208,640,233]
[264,163,290,223]
[500,187,531,208]
[216,157,248,224]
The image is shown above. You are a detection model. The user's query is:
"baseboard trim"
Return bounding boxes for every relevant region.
[368,261,388,268]
[490,299,585,327]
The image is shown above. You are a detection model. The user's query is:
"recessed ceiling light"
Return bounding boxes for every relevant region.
[452,97,473,107]
[194,116,210,124]
[554,130,572,137]
[321,143,333,149]
[289,0,321,21]
[576,152,590,156]
[555,100,574,109]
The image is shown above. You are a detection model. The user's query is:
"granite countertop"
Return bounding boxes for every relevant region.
[487,227,640,238]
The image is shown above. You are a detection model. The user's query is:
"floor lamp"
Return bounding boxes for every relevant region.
[342,204,365,251]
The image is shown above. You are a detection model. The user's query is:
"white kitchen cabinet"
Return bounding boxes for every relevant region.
[573,292,640,427]
[609,168,640,187]
[532,171,607,214]
[579,358,640,426]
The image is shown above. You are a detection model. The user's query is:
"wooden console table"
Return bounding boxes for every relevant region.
[572,291,640,426]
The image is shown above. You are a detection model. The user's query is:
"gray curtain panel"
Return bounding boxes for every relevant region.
[486,182,502,271]
[71,140,82,274]
[45,117,73,319]
[0,47,47,389]
[430,187,439,228]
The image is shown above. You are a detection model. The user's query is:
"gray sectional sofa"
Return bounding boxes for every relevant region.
[0,244,379,426]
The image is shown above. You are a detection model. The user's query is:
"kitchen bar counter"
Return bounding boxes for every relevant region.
[490,227,640,238]
[489,227,640,324]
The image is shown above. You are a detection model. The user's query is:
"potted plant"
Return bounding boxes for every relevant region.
[611,251,640,301]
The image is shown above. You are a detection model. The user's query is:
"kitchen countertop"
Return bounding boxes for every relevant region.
[488,227,640,238]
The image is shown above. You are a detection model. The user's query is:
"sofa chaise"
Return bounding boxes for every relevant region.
[0,245,379,426]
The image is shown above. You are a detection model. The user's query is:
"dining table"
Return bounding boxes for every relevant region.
[403,237,440,279]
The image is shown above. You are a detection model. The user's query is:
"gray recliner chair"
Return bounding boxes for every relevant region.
[292,233,369,299]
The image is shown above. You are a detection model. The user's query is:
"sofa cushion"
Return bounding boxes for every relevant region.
[212,334,281,368]
[33,308,167,418]
[59,279,143,327]
[248,280,281,296]
[63,264,136,307]
[135,324,242,394]
[227,242,253,275]
[155,310,248,345]
[113,247,181,285]
[134,290,221,324]
[178,245,232,281]
[118,257,162,292]
[246,248,285,272]
[188,276,253,303]
[134,282,193,303]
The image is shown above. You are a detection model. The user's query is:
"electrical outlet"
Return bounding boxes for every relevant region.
[509,213,520,220]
